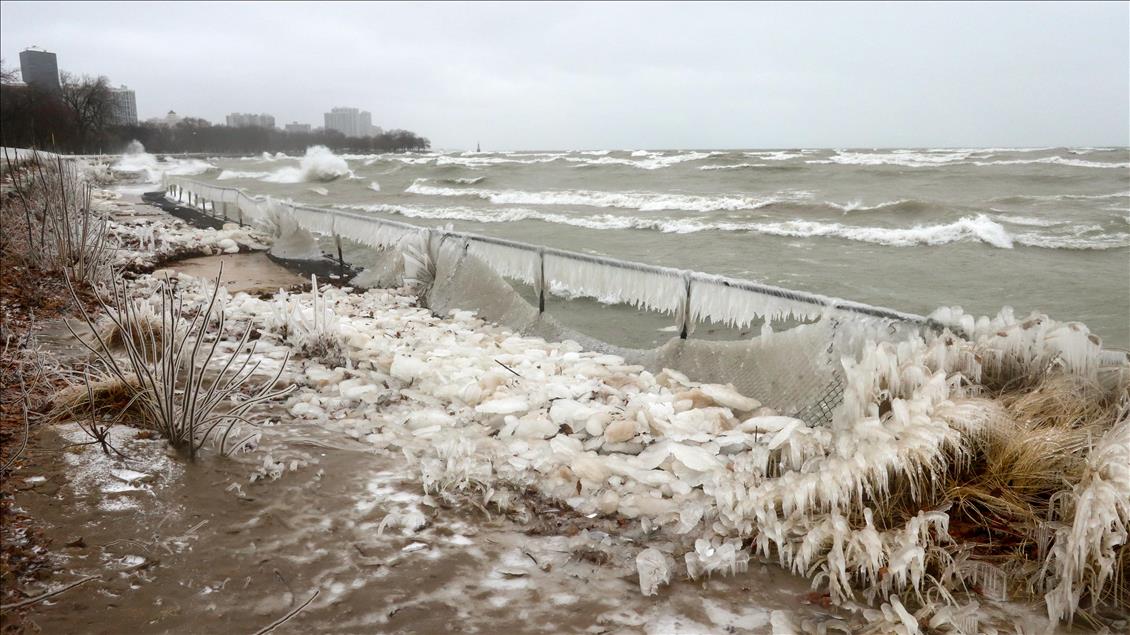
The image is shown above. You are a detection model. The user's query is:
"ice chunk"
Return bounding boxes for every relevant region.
[636,548,670,596]
[513,417,558,439]
[475,397,530,416]
[699,383,760,412]
[390,355,428,382]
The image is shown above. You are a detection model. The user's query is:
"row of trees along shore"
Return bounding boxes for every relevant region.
[0,64,430,155]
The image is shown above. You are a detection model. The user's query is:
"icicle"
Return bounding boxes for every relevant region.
[543,253,685,314]
[290,204,336,236]
[467,240,540,286]
[689,273,827,330]
[332,212,417,248]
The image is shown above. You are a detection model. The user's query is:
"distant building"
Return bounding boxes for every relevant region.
[108,85,137,125]
[19,48,60,93]
[146,110,184,127]
[284,122,311,133]
[324,107,375,138]
[226,113,276,128]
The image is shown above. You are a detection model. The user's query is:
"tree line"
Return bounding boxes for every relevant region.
[0,63,430,155]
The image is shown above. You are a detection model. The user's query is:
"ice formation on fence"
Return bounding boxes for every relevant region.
[165,177,927,335]
[543,253,686,314]
[466,240,541,287]
[689,273,830,331]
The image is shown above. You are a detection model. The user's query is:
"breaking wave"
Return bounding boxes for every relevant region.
[218,170,271,180]
[405,179,811,212]
[262,146,353,183]
[111,141,215,183]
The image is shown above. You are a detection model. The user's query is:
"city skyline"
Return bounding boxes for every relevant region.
[9,46,386,133]
[2,2,1127,149]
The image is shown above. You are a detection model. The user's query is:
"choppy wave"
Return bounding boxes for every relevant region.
[405,179,811,212]
[336,201,1127,251]
[437,176,486,185]
[989,191,1130,205]
[218,170,271,180]
[806,150,1129,170]
[743,151,804,161]
[825,199,920,213]
[991,214,1066,227]
[699,163,769,171]
[971,156,1130,169]
[807,151,975,168]
[566,152,712,170]
[1015,231,1130,250]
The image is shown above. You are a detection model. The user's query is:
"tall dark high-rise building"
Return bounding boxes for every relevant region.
[109,86,138,125]
[18,48,60,93]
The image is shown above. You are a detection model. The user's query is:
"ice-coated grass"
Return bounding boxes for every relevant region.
[66,265,295,459]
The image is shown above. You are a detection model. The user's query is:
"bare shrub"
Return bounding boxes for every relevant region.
[65,264,294,459]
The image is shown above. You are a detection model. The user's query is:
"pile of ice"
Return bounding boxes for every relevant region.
[103,209,269,268]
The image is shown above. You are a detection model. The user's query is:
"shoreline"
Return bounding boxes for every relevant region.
[1,175,1127,633]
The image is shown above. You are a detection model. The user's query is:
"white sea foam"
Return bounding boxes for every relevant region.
[991,214,1065,227]
[369,181,381,192]
[1015,231,1130,250]
[405,179,810,212]
[218,170,271,180]
[971,156,1130,169]
[807,150,974,168]
[699,163,769,171]
[262,146,352,183]
[743,151,803,161]
[826,199,915,213]
[566,152,712,170]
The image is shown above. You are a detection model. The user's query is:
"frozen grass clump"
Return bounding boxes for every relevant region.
[66,265,294,459]
[266,275,348,367]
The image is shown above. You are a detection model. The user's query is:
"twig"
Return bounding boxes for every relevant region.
[0,575,100,611]
[1,377,31,472]
[253,589,319,635]
[495,360,521,378]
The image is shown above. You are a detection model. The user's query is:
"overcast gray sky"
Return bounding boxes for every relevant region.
[1,1,1127,150]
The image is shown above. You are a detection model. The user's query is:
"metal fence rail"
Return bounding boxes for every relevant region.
[163,175,929,338]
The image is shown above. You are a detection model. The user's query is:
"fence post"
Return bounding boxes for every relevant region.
[537,249,546,314]
[679,275,693,340]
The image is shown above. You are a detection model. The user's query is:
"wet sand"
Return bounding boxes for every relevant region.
[13,420,837,634]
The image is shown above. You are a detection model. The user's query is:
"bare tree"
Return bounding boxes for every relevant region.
[0,59,18,85]
[60,72,113,152]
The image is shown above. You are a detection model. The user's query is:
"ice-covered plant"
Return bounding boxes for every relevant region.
[267,275,347,367]
[66,264,294,459]
[2,148,112,284]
